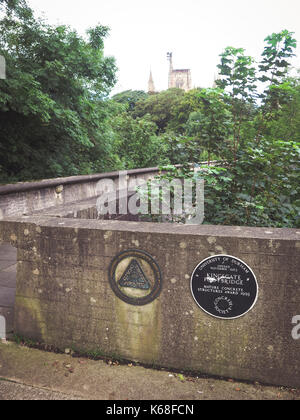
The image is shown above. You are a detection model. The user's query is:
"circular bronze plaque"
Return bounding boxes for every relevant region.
[191,255,258,319]
[108,250,162,306]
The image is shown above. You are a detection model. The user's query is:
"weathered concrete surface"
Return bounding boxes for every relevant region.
[0,379,83,400]
[0,244,16,335]
[0,168,160,219]
[0,342,299,400]
[0,216,300,388]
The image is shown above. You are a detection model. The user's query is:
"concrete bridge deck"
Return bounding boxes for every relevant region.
[0,243,16,336]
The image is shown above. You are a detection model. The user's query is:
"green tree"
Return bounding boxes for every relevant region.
[211,32,300,227]
[111,113,168,169]
[112,90,148,111]
[259,30,297,118]
[185,88,232,163]
[216,47,257,161]
[259,30,297,86]
[132,88,184,132]
[264,77,300,142]
[166,88,207,133]
[0,0,117,182]
[152,31,300,228]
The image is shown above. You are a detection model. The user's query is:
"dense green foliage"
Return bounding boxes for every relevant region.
[146,31,300,228]
[0,0,117,181]
[0,1,299,227]
[110,112,168,169]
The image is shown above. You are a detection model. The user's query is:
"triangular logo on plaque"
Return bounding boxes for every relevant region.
[118,259,151,290]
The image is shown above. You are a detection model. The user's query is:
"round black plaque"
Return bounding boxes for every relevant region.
[108,249,162,306]
[191,255,258,319]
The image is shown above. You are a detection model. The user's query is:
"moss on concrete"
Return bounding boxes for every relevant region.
[14,296,46,342]
[115,296,162,363]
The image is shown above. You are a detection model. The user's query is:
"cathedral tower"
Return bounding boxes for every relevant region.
[167,52,192,92]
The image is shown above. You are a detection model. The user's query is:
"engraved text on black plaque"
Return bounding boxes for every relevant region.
[191,255,258,319]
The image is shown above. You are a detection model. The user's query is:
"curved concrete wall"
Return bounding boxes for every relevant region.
[0,168,300,388]
[0,167,160,219]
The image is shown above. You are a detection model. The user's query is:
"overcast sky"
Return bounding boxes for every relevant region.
[27,0,300,95]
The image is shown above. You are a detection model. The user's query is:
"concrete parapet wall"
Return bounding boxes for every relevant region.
[0,168,160,219]
[0,215,299,388]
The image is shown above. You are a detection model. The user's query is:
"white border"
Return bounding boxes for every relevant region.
[190,254,259,320]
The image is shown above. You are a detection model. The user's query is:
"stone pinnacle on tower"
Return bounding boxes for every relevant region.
[167,52,173,72]
[148,69,155,93]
